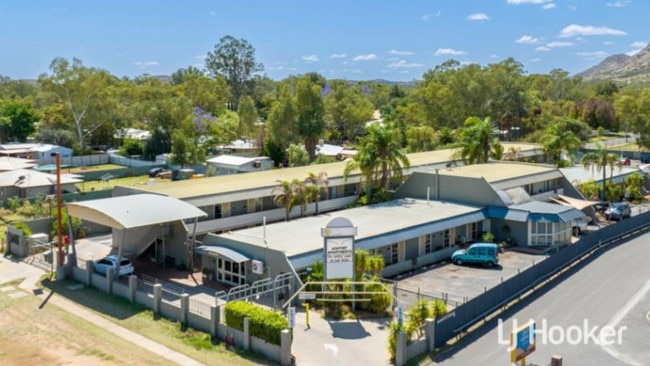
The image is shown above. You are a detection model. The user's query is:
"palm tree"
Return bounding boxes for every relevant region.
[272,179,299,221]
[304,171,329,215]
[580,144,619,202]
[344,124,410,203]
[542,122,582,167]
[453,116,502,164]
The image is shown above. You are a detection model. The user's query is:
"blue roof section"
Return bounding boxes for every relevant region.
[289,250,324,270]
[487,201,586,223]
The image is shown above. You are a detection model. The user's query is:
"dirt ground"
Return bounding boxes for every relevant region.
[0,281,175,366]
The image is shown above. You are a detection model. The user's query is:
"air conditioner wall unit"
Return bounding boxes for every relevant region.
[252,260,264,274]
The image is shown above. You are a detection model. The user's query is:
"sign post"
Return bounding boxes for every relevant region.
[288,307,296,329]
[511,320,536,365]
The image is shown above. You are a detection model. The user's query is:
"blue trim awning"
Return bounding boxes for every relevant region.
[195,245,250,263]
[488,201,587,223]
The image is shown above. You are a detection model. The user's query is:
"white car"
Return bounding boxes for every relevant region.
[572,216,591,235]
[93,255,134,276]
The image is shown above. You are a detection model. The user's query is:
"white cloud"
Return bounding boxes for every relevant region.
[490,54,499,59]
[515,35,539,44]
[559,24,627,38]
[435,48,466,56]
[627,49,643,56]
[576,51,609,59]
[630,41,648,48]
[134,61,159,66]
[387,60,425,69]
[603,41,615,45]
[329,53,346,58]
[194,54,206,60]
[421,11,441,21]
[547,41,573,48]
[507,0,552,4]
[388,50,415,55]
[302,55,319,63]
[542,3,556,9]
[606,1,630,7]
[467,13,489,20]
[535,46,551,52]
[352,54,378,61]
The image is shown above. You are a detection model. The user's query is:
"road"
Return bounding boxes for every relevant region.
[429,231,650,366]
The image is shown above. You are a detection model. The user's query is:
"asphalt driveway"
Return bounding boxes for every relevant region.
[393,250,548,309]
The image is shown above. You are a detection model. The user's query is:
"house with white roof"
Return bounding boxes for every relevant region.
[0,169,82,199]
[206,155,273,175]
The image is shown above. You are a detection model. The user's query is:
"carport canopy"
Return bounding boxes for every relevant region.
[195,245,250,263]
[550,194,598,211]
[66,193,207,229]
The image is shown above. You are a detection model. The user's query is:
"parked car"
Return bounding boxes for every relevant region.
[93,255,134,276]
[572,216,592,235]
[604,202,631,221]
[451,243,499,267]
[618,157,631,166]
[149,167,165,177]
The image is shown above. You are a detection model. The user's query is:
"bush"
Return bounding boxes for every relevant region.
[224,301,288,345]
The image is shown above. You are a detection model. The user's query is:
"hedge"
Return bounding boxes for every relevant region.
[224,301,288,345]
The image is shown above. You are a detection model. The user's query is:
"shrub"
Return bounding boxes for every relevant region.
[224,301,288,345]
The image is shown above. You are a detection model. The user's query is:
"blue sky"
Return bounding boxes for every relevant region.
[1,0,648,81]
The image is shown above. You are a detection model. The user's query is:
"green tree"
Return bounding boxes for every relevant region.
[287,143,309,167]
[236,95,259,138]
[405,125,436,152]
[580,144,619,202]
[295,76,326,161]
[38,57,114,151]
[304,171,329,215]
[0,99,39,142]
[453,116,502,164]
[119,138,144,157]
[323,81,374,144]
[205,35,263,107]
[542,122,582,167]
[170,65,205,85]
[623,172,645,201]
[344,124,410,203]
[266,85,297,147]
[271,179,299,221]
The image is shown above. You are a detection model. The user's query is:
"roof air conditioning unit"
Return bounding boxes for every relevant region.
[252,260,264,275]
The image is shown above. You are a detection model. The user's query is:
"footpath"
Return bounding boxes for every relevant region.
[0,255,204,366]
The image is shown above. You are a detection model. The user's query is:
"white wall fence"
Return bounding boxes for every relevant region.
[71,260,293,366]
[34,154,159,168]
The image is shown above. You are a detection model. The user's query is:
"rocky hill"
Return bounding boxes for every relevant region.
[577,43,650,85]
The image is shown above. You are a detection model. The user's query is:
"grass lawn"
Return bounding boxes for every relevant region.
[0,278,175,366]
[67,164,125,174]
[77,175,168,192]
[607,142,643,151]
[587,133,626,143]
[39,278,273,366]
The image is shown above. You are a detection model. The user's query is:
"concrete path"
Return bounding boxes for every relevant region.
[291,306,393,366]
[0,255,204,366]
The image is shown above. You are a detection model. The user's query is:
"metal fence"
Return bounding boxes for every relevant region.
[433,211,650,349]
[189,297,213,318]
[394,285,464,311]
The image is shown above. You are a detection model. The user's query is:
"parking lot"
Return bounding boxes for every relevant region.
[393,249,548,309]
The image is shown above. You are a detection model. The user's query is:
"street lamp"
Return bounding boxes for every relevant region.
[51,152,63,268]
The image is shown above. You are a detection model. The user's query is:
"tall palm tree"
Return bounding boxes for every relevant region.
[304,171,329,215]
[344,124,410,203]
[453,116,502,164]
[272,179,299,221]
[580,144,619,202]
[542,122,582,167]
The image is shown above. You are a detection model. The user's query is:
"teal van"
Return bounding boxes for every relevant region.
[451,243,499,267]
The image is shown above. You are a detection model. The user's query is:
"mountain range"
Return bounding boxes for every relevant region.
[576,43,650,86]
